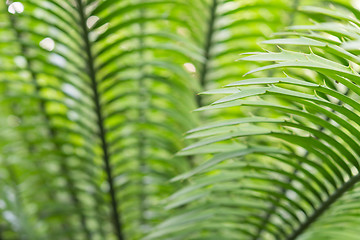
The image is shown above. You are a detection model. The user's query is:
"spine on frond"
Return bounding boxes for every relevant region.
[74,0,124,239]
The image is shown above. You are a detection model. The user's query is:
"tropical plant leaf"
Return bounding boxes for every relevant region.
[149,1,360,240]
[2,0,359,240]
[0,0,198,239]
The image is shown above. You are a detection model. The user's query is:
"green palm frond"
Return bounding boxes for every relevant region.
[2,0,360,240]
[186,0,296,108]
[0,0,198,239]
[149,2,360,240]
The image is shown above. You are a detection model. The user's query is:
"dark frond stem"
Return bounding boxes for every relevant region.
[74,1,124,239]
[255,87,350,240]
[190,0,219,169]
[286,172,360,240]
[196,0,218,107]
[7,14,89,240]
[252,154,308,240]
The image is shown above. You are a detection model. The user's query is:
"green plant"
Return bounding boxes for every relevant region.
[149,1,360,240]
[1,0,360,240]
[1,0,198,239]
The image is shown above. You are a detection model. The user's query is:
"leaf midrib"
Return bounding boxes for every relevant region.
[197,0,218,107]
[74,1,124,239]
[7,10,90,240]
[286,172,360,240]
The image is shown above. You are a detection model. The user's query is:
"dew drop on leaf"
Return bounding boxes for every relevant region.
[39,37,55,51]
[8,2,24,14]
[87,16,99,29]
[184,63,196,73]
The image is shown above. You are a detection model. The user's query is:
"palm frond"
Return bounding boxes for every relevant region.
[149,2,360,240]
[0,0,198,239]
[3,0,360,239]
